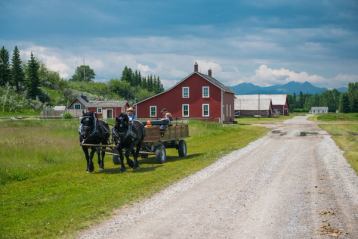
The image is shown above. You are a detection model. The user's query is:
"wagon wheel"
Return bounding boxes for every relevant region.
[155,144,167,163]
[178,140,187,157]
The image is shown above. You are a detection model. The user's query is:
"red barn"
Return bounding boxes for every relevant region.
[135,63,235,123]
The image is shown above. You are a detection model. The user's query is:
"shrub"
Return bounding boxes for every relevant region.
[63,112,73,119]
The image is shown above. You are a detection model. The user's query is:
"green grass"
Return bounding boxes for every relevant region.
[0,119,267,239]
[316,113,358,121]
[0,109,40,118]
[236,114,294,125]
[314,113,358,174]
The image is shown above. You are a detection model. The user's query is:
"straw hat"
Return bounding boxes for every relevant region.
[126,107,134,112]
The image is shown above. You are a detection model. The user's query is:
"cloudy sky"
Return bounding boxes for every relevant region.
[1,0,357,88]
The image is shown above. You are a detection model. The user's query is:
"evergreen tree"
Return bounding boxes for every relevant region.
[11,46,25,92]
[347,82,358,112]
[339,93,350,113]
[141,76,147,88]
[70,65,95,82]
[148,75,153,92]
[26,52,41,99]
[0,46,11,86]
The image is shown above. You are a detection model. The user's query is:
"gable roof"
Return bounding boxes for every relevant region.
[235,96,272,111]
[136,72,233,105]
[196,72,234,94]
[87,100,127,108]
[235,94,287,106]
[68,96,127,108]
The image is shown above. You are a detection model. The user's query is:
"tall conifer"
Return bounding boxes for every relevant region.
[11,46,25,92]
[0,46,11,86]
[26,53,41,99]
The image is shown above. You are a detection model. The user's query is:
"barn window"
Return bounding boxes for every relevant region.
[202,104,210,117]
[74,103,81,109]
[182,104,189,117]
[150,106,157,117]
[182,87,189,98]
[97,107,102,113]
[202,86,210,98]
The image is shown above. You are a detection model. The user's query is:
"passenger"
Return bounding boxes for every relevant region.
[161,108,173,121]
[160,108,172,131]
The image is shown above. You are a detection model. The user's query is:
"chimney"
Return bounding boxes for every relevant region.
[208,69,212,77]
[194,62,198,72]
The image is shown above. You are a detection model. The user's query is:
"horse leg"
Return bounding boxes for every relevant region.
[133,142,141,169]
[96,147,104,172]
[88,147,95,172]
[117,145,126,172]
[82,146,90,172]
[100,146,105,170]
[125,146,134,169]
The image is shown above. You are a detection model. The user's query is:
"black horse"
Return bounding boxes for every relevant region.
[79,112,110,172]
[112,113,145,172]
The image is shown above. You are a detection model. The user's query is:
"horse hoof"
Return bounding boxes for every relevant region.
[98,168,104,172]
[120,167,126,172]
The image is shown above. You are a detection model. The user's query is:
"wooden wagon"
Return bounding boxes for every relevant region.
[140,121,189,163]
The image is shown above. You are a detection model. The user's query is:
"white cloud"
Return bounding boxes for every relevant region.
[254,64,324,85]
[195,60,222,74]
[137,63,151,73]
[235,64,358,88]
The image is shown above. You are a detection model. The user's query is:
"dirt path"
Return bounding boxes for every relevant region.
[79,116,358,239]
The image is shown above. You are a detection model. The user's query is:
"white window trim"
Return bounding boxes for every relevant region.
[74,103,81,109]
[182,104,190,117]
[202,86,210,98]
[182,87,189,98]
[202,104,210,117]
[149,105,157,118]
[97,107,102,113]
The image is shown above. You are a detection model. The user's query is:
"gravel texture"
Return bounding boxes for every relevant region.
[78,116,358,239]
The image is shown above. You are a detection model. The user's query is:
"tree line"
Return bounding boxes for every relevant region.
[288,83,358,113]
[0,46,165,112]
[0,46,43,100]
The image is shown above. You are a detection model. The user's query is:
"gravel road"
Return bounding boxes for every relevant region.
[79,116,358,239]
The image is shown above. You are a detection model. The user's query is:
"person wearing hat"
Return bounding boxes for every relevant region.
[126,107,136,122]
[160,108,173,131]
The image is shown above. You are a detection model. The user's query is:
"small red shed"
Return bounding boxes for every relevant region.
[135,63,235,123]
[67,95,129,119]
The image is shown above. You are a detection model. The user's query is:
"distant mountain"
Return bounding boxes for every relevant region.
[337,87,348,93]
[231,81,328,95]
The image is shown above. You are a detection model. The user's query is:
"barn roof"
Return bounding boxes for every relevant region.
[135,71,233,105]
[196,72,234,94]
[234,96,272,111]
[235,94,287,106]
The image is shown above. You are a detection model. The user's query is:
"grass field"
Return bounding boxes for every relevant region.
[314,113,358,174]
[0,119,267,238]
[0,109,40,118]
[235,114,295,125]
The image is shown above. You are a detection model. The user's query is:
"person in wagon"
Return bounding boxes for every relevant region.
[160,108,173,130]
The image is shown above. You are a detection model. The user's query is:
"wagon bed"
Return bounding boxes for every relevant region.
[140,121,189,163]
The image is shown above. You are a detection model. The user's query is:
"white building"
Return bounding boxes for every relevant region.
[310,107,328,114]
